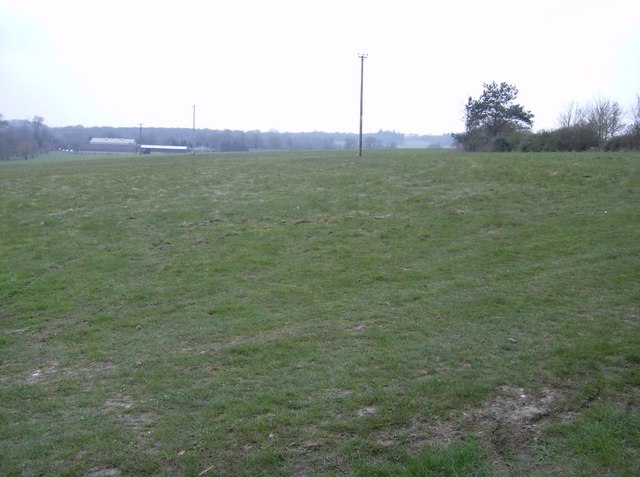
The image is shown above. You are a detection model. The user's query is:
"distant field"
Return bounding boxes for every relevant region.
[1,149,639,476]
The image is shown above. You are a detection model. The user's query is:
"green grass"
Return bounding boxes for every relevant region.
[1,149,639,476]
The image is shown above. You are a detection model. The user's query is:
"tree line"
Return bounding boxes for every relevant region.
[453,82,640,152]
[0,115,58,160]
[3,84,639,160]
[0,117,453,160]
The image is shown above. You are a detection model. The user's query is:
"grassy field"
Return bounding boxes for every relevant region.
[1,149,639,476]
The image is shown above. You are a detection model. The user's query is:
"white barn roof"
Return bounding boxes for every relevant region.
[90,138,136,146]
[140,145,188,150]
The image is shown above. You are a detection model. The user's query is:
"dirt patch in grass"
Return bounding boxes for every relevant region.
[465,386,568,455]
[26,364,60,384]
[373,385,573,458]
[105,393,154,429]
[85,468,122,477]
[105,393,136,410]
[26,360,116,385]
[286,438,349,477]
[399,416,461,451]
[357,405,378,418]
[105,393,157,455]
[324,388,353,399]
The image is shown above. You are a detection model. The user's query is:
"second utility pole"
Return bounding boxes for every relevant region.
[358,53,367,157]
[192,104,196,154]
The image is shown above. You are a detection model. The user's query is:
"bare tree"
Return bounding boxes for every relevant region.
[0,114,8,160]
[31,116,45,150]
[627,94,640,149]
[557,101,585,128]
[586,98,624,147]
[605,100,624,140]
[629,95,640,133]
[17,141,35,160]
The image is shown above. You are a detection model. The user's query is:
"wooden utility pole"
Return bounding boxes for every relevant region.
[358,55,367,156]
[192,105,196,154]
[358,54,367,157]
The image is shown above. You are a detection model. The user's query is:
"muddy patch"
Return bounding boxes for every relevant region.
[85,468,121,477]
[105,393,135,410]
[323,388,353,399]
[368,414,461,454]
[27,365,59,384]
[463,385,570,455]
[372,385,571,457]
[105,393,156,453]
[357,406,378,418]
[105,393,154,429]
[26,361,116,385]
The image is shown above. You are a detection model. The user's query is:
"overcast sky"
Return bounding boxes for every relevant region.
[1,0,638,134]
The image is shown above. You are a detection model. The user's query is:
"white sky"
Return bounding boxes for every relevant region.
[1,0,638,134]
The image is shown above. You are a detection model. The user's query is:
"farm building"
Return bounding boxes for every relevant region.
[86,138,137,154]
[83,138,189,155]
[139,144,189,154]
